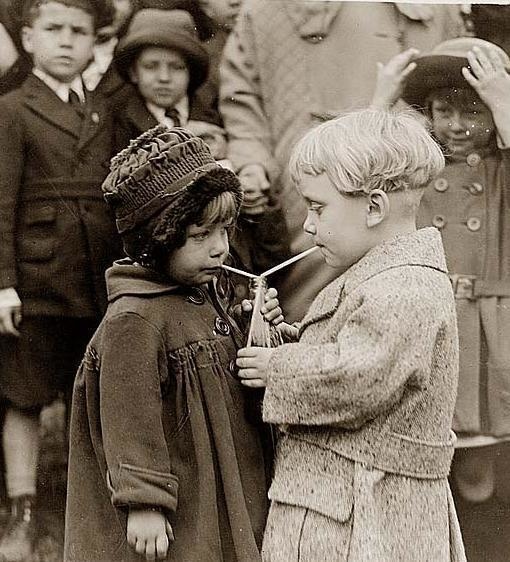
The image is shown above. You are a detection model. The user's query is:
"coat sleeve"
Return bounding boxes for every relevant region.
[99,312,178,513]
[219,2,280,182]
[0,95,23,289]
[263,285,438,429]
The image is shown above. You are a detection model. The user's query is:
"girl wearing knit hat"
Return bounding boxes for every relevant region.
[64,126,282,562]
[372,39,510,514]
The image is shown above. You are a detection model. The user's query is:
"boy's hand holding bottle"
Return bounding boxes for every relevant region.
[127,508,175,561]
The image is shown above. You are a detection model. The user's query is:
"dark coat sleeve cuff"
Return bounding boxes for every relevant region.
[108,463,178,513]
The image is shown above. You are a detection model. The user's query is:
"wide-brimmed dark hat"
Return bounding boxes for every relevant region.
[402,37,510,109]
[114,9,209,94]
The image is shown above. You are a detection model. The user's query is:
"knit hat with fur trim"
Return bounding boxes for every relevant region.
[102,125,242,263]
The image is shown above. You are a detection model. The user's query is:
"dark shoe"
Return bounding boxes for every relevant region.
[0,495,37,562]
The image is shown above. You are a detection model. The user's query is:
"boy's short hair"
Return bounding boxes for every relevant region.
[289,108,445,196]
[22,0,105,29]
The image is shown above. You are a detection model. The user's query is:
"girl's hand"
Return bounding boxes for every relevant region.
[241,287,284,326]
[371,48,420,109]
[236,346,274,388]
[463,46,510,114]
[127,508,174,561]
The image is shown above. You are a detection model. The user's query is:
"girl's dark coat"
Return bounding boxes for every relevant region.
[64,260,267,562]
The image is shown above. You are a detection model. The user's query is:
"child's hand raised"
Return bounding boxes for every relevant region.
[241,287,284,326]
[371,48,420,109]
[237,346,274,388]
[127,508,174,560]
[463,46,510,114]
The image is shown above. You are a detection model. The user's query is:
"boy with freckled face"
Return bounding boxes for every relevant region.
[237,108,466,561]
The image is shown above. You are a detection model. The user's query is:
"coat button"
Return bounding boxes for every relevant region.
[214,317,230,336]
[187,288,205,305]
[228,359,237,375]
[466,217,481,232]
[466,152,481,167]
[468,182,484,195]
[434,178,448,192]
[432,214,446,229]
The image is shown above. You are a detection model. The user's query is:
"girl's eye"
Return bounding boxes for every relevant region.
[190,229,209,241]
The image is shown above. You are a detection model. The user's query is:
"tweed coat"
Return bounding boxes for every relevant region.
[417,149,510,438]
[0,74,122,317]
[65,259,268,562]
[262,228,466,561]
[219,0,465,322]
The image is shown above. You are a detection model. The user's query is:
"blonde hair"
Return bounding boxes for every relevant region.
[289,108,445,196]
[198,190,239,227]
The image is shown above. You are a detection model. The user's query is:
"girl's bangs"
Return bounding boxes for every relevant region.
[200,191,239,226]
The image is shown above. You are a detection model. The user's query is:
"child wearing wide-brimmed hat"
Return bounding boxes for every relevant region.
[64,126,283,562]
[112,7,229,162]
[372,37,510,505]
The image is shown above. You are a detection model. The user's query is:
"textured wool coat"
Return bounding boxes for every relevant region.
[262,228,466,562]
[64,260,268,562]
[0,74,122,317]
[219,0,465,322]
[417,149,510,438]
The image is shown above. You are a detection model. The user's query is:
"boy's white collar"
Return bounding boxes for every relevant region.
[32,68,85,103]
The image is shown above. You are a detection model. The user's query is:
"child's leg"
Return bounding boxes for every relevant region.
[3,406,39,499]
[0,405,40,562]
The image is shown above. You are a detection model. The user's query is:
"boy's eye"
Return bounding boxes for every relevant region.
[309,203,323,215]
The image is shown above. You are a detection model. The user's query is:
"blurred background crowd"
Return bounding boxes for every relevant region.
[1,1,510,561]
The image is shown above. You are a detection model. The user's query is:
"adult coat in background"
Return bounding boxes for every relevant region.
[219,0,466,322]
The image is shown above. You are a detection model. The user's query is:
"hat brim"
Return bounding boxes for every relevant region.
[402,56,470,109]
[114,31,209,94]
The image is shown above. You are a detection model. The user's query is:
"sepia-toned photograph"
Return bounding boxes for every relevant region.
[0,0,509,560]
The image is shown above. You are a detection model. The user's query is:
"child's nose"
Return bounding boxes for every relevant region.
[303,213,317,235]
[158,66,171,82]
[448,112,465,131]
[59,27,73,47]
[210,232,229,257]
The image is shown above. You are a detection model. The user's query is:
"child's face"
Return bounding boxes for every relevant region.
[300,173,371,270]
[430,89,495,156]
[129,47,190,109]
[198,0,242,29]
[164,220,231,286]
[22,1,95,83]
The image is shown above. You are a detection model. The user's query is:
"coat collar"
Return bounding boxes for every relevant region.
[300,227,448,330]
[22,73,84,139]
[22,74,106,150]
[124,91,159,135]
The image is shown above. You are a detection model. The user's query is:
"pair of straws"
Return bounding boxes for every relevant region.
[221,246,319,347]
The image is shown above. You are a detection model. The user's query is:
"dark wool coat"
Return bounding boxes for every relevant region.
[418,149,510,438]
[0,74,122,317]
[64,260,268,562]
[262,228,466,561]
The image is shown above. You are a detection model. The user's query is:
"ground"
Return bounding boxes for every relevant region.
[1,400,510,562]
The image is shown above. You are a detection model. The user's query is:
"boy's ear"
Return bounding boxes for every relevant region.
[366,189,390,228]
[21,26,34,55]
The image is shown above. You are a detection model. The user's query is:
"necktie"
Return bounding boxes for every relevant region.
[68,89,82,108]
[165,107,181,127]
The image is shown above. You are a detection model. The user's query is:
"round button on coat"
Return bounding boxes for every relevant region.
[469,182,484,195]
[467,152,482,167]
[214,317,231,336]
[432,214,446,229]
[187,288,205,305]
[434,178,448,192]
[466,217,481,232]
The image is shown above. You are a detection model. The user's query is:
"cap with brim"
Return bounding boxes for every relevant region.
[114,9,209,94]
[402,37,510,109]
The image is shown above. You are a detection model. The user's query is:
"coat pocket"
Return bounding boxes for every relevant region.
[268,436,354,522]
[18,205,57,262]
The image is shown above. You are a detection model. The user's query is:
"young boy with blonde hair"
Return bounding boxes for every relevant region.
[237,108,467,561]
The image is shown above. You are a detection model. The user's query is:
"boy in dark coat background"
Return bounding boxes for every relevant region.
[0,0,122,559]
